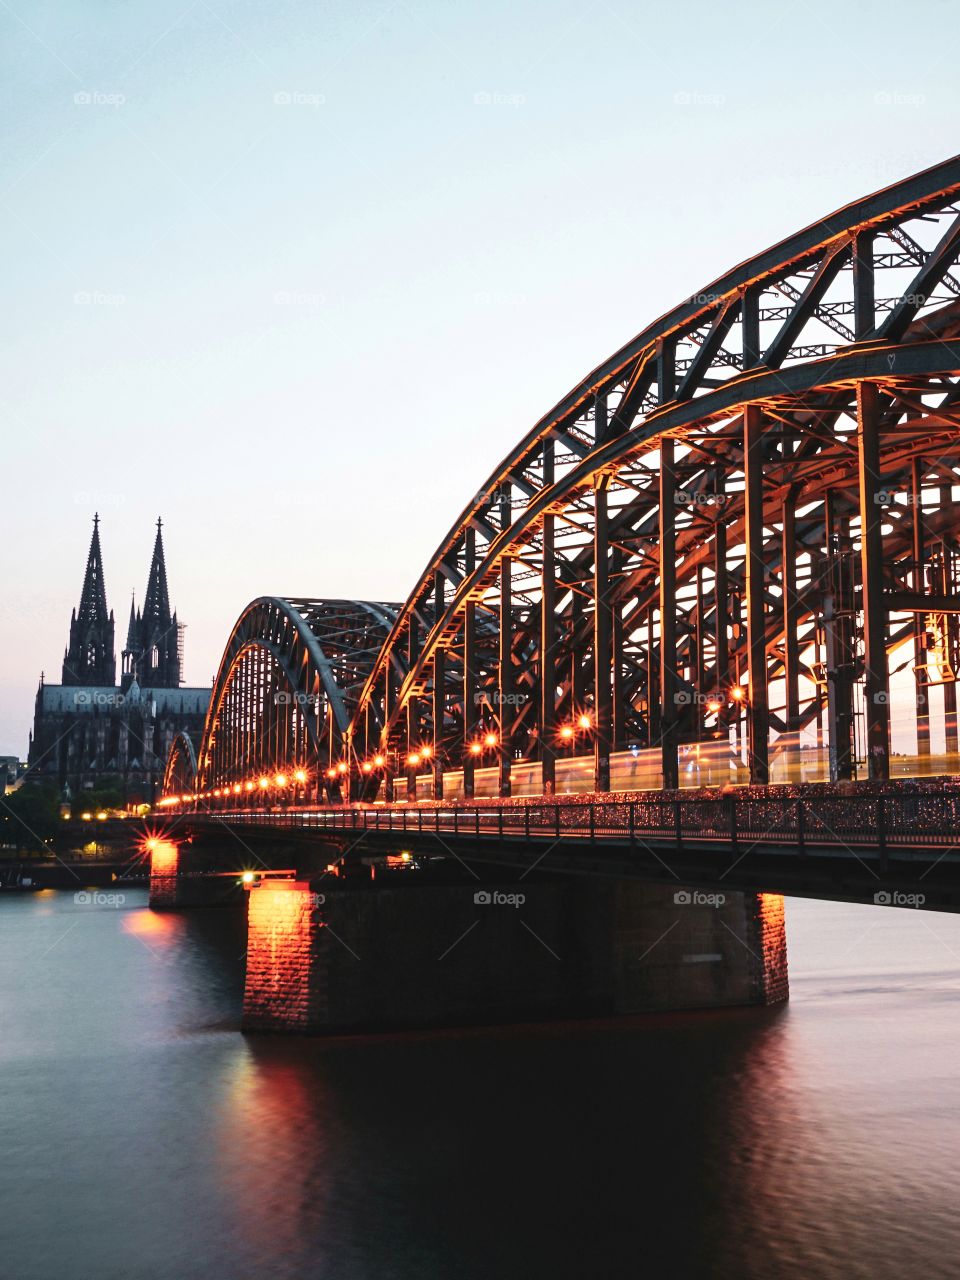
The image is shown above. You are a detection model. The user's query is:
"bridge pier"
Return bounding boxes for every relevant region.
[148,838,244,910]
[241,877,787,1035]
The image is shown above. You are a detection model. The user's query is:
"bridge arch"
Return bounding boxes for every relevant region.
[189,597,400,800]
[343,155,960,799]
[162,731,198,798]
[167,155,960,807]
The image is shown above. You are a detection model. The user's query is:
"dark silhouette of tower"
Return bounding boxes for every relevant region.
[62,514,116,686]
[122,518,182,690]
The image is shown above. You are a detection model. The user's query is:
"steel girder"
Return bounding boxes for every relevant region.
[194,597,399,793]
[173,154,960,801]
[162,731,198,796]
[343,155,960,790]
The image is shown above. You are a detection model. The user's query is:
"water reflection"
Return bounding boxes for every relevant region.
[2,891,960,1278]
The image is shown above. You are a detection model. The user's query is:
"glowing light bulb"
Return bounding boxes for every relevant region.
[577,713,592,731]
[259,776,269,789]
[407,752,421,766]
[275,773,287,787]
[484,732,497,748]
[373,754,386,768]
[469,742,482,755]
[560,725,574,741]
[294,769,307,784]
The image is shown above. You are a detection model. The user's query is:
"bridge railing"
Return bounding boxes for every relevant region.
[204,788,960,852]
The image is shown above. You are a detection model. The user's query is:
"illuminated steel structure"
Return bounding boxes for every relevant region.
[168,156,960,805]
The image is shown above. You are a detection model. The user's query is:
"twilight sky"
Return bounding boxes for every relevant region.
[0,0,956,755]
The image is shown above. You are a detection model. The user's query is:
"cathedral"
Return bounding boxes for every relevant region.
[27,516,211,803]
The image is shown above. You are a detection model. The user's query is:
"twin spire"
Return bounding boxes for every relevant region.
[62,515,182,690]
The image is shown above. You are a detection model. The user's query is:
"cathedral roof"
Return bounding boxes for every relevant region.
[38,685,210,715]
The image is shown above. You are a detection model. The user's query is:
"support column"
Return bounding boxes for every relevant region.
[782,492,800,731]
[853,229,876,341]
[912,459,930,757]
[824,496,855,781]
[432,570,446,801]
[940,483,959,755]
[857,382,890,780]
[540,441,557,794]
[499,494,513,797]
[463,528,477,800]
[659,437,679,789]
[714,471,728,693]
[594,475,613,792]
[743,404,769,783]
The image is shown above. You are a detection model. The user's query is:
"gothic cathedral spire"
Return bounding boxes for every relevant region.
[62,513,116,686]
[121,518,182,689]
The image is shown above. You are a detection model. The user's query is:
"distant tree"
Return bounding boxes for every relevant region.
[1,784,60,851]
[80,776,127,813]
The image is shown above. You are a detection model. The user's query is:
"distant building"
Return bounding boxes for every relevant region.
[0,756,22,792]
[27,516,211,802]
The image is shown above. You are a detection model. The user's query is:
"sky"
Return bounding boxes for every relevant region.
[0,0,957,756]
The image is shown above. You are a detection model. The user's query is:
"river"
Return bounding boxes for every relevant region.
[1,888,959,1279]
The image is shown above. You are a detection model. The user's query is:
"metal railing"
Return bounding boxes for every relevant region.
[198,789,960,856]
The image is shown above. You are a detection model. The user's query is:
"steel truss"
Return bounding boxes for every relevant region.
[173,155,960,802]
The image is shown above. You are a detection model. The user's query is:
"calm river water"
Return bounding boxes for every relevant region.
[2,888,960,1279]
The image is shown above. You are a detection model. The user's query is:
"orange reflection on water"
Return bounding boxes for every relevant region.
[121,908,179,944]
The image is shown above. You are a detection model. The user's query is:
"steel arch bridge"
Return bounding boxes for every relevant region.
[165,155,960,811]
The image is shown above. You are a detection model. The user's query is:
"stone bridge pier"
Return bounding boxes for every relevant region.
[241,875,787,1035]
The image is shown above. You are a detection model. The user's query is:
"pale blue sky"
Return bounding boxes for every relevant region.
[0,0,956,753]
